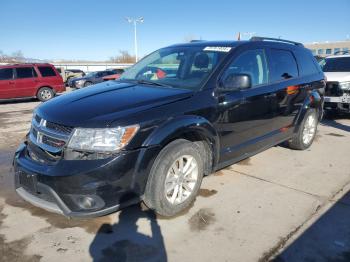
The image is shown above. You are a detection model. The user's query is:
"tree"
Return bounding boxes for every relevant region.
[11,50,24,62]
[109,50,136,63]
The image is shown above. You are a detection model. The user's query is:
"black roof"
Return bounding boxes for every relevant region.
[169,40,247,48]
[168,37,304,50]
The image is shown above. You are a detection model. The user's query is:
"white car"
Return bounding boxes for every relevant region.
[321,54,350,113]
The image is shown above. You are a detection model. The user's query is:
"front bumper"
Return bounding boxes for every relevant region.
[13,143,159,218]
[324,93,350,112]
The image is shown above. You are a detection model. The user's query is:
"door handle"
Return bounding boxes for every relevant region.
[9,81,15,85]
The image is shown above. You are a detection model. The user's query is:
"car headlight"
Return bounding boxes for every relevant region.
[67,125,139,152]
[75,80,85,86]
[339,81,350,90]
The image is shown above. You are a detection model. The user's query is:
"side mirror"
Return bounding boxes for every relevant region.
[220,73,252,91]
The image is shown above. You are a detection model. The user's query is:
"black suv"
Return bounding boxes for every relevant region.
[13,37,325,218]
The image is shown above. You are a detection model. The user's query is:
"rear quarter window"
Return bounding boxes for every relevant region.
[294,49,322,76]
[269,49,298,82]
[16,67,37,79]
[38,66,57,77]
[0,68,14,80]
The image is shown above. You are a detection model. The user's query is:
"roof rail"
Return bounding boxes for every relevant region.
[250,36,304,47]
[190,40,205,43]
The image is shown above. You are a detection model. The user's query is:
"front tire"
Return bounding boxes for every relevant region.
[37,87,54,102]
[289,109,318,150]
[144,139,204,217]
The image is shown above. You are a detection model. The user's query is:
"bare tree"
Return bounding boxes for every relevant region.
[11,50,24,62]
[109,50,136,63]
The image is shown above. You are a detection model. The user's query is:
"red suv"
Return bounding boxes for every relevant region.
[0,63,65,101]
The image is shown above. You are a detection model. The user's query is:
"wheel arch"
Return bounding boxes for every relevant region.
[142,115,220,174]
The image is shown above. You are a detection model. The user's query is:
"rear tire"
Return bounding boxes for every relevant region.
[37,87,54,102]
[144,139,204,217]
[289,109,318,150]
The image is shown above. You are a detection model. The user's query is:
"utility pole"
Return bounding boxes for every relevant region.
[125,17,144,62]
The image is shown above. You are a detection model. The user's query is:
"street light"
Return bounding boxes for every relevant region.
[125,17,144,62]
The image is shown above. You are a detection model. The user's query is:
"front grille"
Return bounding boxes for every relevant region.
[325,82,343,97]
[29,113,74,155]
[46,121,73,135]
[42,135,66,148]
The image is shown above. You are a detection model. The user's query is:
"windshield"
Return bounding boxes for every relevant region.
[322,57,350,72]
[120,46,230,90]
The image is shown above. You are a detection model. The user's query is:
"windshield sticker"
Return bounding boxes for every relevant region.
[203,46,232,52]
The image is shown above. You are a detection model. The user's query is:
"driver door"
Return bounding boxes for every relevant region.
[216,48,276,163]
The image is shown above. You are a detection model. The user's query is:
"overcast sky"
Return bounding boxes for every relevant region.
[1,0,349,60]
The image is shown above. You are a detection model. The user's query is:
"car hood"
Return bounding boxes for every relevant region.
[37,81,193,127]
[324,72,350,82]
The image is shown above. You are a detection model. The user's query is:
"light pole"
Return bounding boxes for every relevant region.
[125,17,144,62]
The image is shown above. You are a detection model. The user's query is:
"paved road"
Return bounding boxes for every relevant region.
[0,100,350,262]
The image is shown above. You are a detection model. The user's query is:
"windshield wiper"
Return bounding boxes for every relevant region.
[135,79,171,87]
[118,78,172,88]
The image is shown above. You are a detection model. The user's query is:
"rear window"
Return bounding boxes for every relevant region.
[0,68,13,80]
[269,49,298,82]
[295,50,321,76]
[16,67,37,79]
[322,57,350,72]
[38,66,57,77]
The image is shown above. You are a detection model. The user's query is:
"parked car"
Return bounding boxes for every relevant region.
[0,63,65,101]
[102,69,125,81]
[13,37,325,218]
[320,54,350,114]
[56,67,85,84]
[68,70,115,88]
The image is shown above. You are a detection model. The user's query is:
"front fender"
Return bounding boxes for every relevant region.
[142,115,220,169]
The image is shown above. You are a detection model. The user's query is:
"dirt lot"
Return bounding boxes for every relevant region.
[0,100,350,262]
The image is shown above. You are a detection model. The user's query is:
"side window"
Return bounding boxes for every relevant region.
[222,49,269,87]
[0,68,14,80]
[295,50,321,76]
[269,49,298,82]
[38,66,56,77]
[15,67,37,79]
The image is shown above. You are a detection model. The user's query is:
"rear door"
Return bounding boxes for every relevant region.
[14,67,39,97]
[37,65,61,87]
[0,68,15,99]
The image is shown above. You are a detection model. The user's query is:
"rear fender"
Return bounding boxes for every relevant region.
[294,90,323,132]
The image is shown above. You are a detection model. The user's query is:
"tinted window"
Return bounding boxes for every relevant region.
[16,67,37,79]
[269,49,298,82]
[38,66,56,77]
[223,49,268,87]
[0,68,13,80]
[295,50,321,76]
[323,57,350,72]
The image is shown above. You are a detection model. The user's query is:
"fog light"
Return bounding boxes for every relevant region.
[67,194,105,211]
[78,196,96,209]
